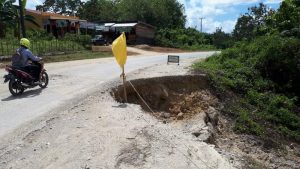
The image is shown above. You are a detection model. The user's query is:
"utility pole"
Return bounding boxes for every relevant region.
[19,0,26,38]
[200,17,205,33]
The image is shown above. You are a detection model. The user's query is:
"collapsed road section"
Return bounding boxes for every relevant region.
[112,75,220,143]
[112,75,300,169]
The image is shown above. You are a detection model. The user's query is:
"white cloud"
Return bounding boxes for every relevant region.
[32,0,43,4]
[180,0,283,33]
[199,0,259,6]
[14,0,42,9]
[27,0,43,9]
[265,0,283,4]
[196,18,236,33]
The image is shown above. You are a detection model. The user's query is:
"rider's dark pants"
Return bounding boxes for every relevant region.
[24,65,40,81]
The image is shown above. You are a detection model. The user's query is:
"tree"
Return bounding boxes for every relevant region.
[66,0,83,16]
[78,0,186,29]
[233,3,274,41]
[0,0,39,38]
[0,0,17,37]
[155,27,211,48]
[233,15,255,41]
[115,0,186,28]
[78,0,118,21]
[273,0,300,32]
[212,27,233,49]
[36,0,82,15]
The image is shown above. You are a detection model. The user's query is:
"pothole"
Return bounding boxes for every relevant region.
[112,75,219,121]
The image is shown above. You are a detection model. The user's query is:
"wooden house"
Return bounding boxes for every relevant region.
[100,22,156,45]
[25,9,87,38]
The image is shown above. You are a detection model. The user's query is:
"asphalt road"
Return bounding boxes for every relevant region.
[0,51,216,138]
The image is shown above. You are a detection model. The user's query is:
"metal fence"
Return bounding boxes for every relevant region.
[0,39,85,57]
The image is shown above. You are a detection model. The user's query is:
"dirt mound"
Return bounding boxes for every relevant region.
[134,45,152,50]
[112,75,218,120]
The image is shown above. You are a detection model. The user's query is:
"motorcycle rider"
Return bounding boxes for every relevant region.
[18,38,41,81]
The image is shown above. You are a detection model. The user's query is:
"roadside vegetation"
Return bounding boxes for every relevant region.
[154,28,216,51]
[0,51,113,68]
[0,29,92,56]
[194,0,300,143]
[0,0,232,55]
[42,51,112,62]
[0,37,85,56]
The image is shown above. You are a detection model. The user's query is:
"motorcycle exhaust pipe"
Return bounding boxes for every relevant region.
[21,83,32,88]
[21,82,40,88]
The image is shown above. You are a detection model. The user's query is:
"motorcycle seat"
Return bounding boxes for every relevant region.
[9,65,26,72]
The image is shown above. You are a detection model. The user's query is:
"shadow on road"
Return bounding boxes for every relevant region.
[1,88,43,101]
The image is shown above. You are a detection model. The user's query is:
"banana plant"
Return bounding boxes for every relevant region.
[0,0,16,21]
[20,0,39,28]
[21,0,26,9]
[17,0,39,27]
[0,0,17,37]
[0,0,39,38]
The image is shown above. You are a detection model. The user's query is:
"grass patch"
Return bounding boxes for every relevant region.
[179,44,217,51]
[0,51,113,68]
[42,51,113,63]
[0,50,140,68]
[193,35,300,142]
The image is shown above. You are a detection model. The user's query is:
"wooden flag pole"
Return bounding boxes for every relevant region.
[122,66,128,103]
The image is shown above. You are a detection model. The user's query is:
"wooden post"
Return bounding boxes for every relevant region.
[1,41,3,56]
[85,21,87,35]
[122,67,127,103]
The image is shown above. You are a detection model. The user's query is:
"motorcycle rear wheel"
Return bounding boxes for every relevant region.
[39,72,49,88]
[9,79,24,96]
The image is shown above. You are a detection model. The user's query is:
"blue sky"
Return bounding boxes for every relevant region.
[24,0,283,33]
[178,0,283,32]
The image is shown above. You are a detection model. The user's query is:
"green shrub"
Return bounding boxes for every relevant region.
[193,35,300,141]
[235,109,264,136]
[27,30,55,40]
[155,28,213,50]
[256,37,300,96]
[180,44,216,51]
[63,33,91,45]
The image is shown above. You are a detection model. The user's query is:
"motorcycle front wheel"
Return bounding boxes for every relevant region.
[9,78,24,96]
[39,71,49,88]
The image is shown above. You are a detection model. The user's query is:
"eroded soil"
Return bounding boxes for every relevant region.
[113,75,218,121]
[112,75,300,169]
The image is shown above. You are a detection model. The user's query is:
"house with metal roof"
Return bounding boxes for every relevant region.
[97,21,156,45]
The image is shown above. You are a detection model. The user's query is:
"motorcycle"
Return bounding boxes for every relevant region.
[3,60,49,96]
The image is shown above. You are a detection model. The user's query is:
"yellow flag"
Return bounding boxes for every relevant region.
[112,32,127,68]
